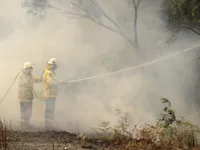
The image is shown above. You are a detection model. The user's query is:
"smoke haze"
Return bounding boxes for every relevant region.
[0,0,200,133]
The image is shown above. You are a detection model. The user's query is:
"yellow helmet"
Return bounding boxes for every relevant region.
[48,58,57,65]
[23,62,33,69]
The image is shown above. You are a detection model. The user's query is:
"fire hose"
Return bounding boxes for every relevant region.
[0,71,23,105]
[0,44,200,105]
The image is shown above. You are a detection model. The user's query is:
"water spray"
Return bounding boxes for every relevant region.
[67,45,200,83]
[0,45,200,105]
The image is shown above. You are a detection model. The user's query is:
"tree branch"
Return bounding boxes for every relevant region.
[133,0,141,9]
[87,15,136,47]
[70,1,88,13]
[132,0,136,8]
[48,1,137,48]
[47,3,86,17]
[180,25,200,36]
[165,25,200,45]
[165,26,181,45]
[89,0,126,37]
[70,1,137,48]
[137,0,141,7]
[90,0,137,47]
[132,0,141,46]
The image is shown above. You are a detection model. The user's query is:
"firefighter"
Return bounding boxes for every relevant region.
[42,58,68,131]
[18,62,42,131]
[42,58,60,131]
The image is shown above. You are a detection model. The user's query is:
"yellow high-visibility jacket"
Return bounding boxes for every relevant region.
[42,69,59,99]
[18,72,42,102]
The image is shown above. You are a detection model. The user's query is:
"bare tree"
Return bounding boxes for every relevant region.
[59,0,141,48]
[21,0,141,49]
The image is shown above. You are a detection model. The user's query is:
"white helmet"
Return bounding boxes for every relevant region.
[48,58,57,65]
[23,62,33,69]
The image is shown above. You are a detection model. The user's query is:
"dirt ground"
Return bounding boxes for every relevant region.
[5,131,107,150]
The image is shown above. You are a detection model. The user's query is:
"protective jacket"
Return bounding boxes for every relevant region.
[42,68,58,99]
[18,71,42,102]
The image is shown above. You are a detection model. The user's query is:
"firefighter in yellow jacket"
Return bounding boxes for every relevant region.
[18,62,42,131]
[42,58,60,131]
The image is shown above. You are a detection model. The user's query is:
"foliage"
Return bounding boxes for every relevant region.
[163,0,200,27]
[157,97,177,127]
[91,109,133,142]
[88,98,200,150]
[21,0,49,19]
[20,0,141,49]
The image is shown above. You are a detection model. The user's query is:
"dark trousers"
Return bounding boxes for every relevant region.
[45,98,56,130]
[20,101,32,130]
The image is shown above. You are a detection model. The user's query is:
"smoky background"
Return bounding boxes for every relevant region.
[0,0,199,133]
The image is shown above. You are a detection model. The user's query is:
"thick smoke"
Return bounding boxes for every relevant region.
[0,0,200,133]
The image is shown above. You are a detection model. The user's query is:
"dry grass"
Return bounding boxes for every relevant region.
[1,98,200,150]
[0,120,9,150]
[86,98,200,150]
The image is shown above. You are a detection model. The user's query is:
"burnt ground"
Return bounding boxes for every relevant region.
[2,126,200,150]
[4,131,107,150]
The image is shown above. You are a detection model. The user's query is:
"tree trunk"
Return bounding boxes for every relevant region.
[134,7,139,46]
